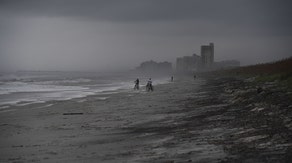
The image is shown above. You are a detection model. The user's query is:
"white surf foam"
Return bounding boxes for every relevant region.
[0,81,89,95]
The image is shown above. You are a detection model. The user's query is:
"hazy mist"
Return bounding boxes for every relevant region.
[0,0,291,71]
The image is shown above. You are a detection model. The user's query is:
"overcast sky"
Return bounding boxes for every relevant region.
[0,0,291,71]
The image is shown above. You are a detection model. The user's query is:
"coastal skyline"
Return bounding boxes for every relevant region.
[0,0,292,71]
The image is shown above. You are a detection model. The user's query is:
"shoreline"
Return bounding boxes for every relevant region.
[0,76,171,113]
[0,76,291,162]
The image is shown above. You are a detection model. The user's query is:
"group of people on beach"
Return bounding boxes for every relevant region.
[134,75,196,92]
[134,78,153,92]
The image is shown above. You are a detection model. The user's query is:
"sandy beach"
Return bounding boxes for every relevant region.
[0,76,291,163]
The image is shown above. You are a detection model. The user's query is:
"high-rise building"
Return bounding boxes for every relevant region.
[176,43,217,72]
[176,43,239,72]
[201,43,214,68]
[176,54,202,72]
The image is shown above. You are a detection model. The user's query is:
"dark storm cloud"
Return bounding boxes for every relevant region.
[1,0,292,25]
[0,0,291,71]
[0,0,291,38]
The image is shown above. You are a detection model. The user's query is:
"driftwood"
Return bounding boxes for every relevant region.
[62,113,84,115]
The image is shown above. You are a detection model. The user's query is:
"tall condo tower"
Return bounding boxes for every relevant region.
[201,43,214,68]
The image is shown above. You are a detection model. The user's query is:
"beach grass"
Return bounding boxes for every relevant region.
[215,57,292,90]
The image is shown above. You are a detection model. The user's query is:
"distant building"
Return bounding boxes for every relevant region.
[201,43,214,68]
[176,56,193,72]
[136,60,172,73]
[176,54,202,72]
[192,54,203,70]
[176,42,240,72]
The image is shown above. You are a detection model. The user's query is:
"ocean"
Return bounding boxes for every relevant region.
[0,71,170,111]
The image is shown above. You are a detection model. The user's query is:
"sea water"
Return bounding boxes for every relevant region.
[0,71,170,110]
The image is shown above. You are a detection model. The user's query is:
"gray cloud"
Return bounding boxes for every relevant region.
[0,0,291,71]
[1,0,292,26]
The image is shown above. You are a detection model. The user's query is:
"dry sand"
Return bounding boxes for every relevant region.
[0,77,291,163]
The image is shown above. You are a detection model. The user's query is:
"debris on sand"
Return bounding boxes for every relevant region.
[62,113,83,115]
[250,107,265,112]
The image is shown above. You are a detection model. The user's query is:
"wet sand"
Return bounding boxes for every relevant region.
[0,77,291,162]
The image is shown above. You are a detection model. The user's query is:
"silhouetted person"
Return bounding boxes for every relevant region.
[134,78,139,90]
[146,78,153,91]
[194,75,196,80]
[171,76,174,82]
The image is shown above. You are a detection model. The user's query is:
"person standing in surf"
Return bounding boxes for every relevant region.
[146,78,153,92]
[134,78,139,90]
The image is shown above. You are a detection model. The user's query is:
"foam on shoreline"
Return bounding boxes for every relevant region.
[0,73,172,110]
